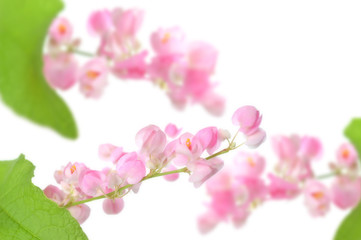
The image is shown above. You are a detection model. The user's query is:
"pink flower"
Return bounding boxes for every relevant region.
[208,190,237,218]
[245,128,266,148]
[271,135,299,161]
[88,9,113,36]
[232,106,262,135]
[206,169,233,195]
[198,211,220,234]
[331,176,361,209]
[103,198,124,215]
[43,185,65,204]
[79,170,107,197]
[304,180,331,217]
[63,162,89,185]
[232,207,250,228]
[299,136,323,160]
[151,27,187,56]
[68,204,91,224]
[49,17,73,44]
[79,58,108,98]
[135,125,167,157]
[164,123,181,138]
[183,69,212,100]
[98,144,125,163]
[336,143,358,168]
[187,41,218,74]
[43,54,78,90]
[162,165,179,182]
[234,152,265,178]
[237,176,268,203]
[267,174,299,200]
[195,127,222,154]
[171,133,204,166]
[112,51,148,79]
[188,158,224,188]
[116,152,146,184]
[113,8,144,38]
[201,91,226,116]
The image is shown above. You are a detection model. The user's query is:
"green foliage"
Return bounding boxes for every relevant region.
[0,155,88,239]
[345,118,361,162]
[334,118,361,239]
[334,202,361,240]
[0,0,78,139]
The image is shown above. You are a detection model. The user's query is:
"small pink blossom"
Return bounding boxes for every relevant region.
[151,27,187,56]
[112,51,148,79]
[79,170,107,197]
[206,169,233,195]
[198,211,220,234]
[245,128,266,148]
[304,180,331,217]
[135,125,167,157]
[234,152,265,178]
[98,144,125,163]
[299,136,323,160]
[79,58,108,98]
[331,176,361,209]
[43,185,65,204]
[201,91,226,116]
[271,135,300,161]
[113,8,144,38]
[336,143,358,168]
[164,123,182,138]
[188,158,224,188]
[187,41,218,74]
[116,152,146,184]
[237,176,268,203]
[68,204,91,224]
[171,133,204,166]
[232,207,250,228]
[195,127,221,155]
[88,9,113,35]
[63,162,89,185]
[232,106,262,135]
[49,17,73,44]
[43,54,78,90]
[103,198,125,215]
[267,174,299,200]
[183,69,211,100]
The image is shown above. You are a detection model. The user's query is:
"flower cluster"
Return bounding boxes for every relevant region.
[43,106,265,224]
[43,7,225,115]
[198,134,360,233]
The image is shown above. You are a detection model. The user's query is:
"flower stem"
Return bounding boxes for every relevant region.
[64,135,241,208]
[316,171,339,180]
[64,167,189,208]
[70,49,95,57]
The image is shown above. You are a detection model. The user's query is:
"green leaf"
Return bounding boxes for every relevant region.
[345,118,361,163]
[0,0,78,139]
[334,202,361,240]
[334,119,361,239]
[0,155,88,240]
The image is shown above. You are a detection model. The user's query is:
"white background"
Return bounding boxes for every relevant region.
[1,0,361,239]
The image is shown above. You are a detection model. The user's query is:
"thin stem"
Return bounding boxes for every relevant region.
[70,49,95,57]
[316,171,339,180]
[64,132,241,208]
[206,148,231,160]
[64,167,189,208]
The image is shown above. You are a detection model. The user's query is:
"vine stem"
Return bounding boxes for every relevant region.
[69,48,95,57]
[63,167,188,208]
[316,171,339,180]
[63,137,242,208]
